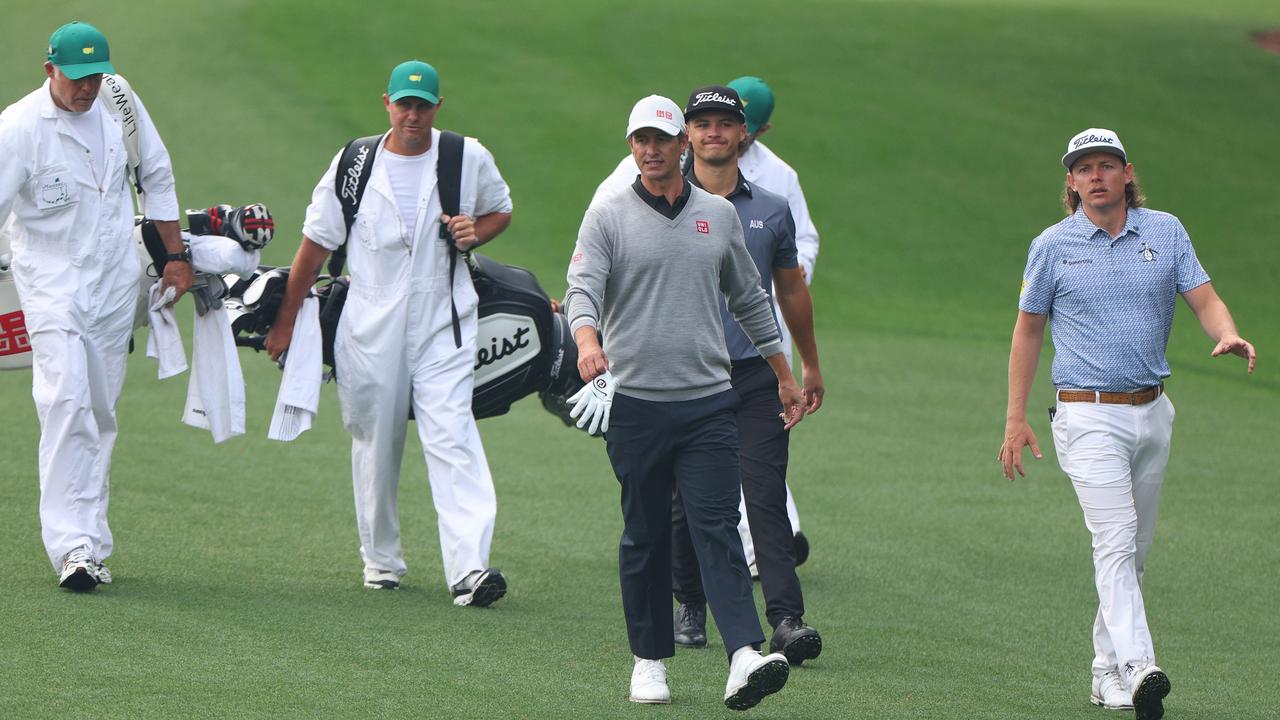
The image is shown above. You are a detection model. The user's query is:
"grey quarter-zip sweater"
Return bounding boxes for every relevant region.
[565,181,783,402]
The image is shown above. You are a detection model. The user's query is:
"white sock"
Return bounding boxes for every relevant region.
[731,645,760,666]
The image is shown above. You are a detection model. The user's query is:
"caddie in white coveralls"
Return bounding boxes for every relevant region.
[0,21,191,591]
[1000,128,1256,720]
[266,60,514,605]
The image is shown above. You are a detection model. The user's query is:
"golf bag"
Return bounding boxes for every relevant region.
[132,203,275,327]
[227,254,579,420]
[469,254,577,419]
[0,222,31,370]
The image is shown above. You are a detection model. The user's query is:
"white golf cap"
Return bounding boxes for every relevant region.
[1062,128,1127,170]
[625,95,685,139]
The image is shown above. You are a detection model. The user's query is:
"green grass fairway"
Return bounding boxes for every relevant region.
[2,1,1278,717]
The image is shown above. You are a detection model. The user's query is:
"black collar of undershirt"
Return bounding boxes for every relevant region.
[631,176,691,220]
[686,168,752,200]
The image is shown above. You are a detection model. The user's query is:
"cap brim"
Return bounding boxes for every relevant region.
[388,89,439,104]
[625,120,683,140]
[1062,145,1125,170]
[684,107,746,124]
[58,60,114,80]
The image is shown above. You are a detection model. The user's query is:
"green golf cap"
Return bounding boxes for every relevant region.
[388,60,440,104]
[47,22,115,80]
[727,76,774,135]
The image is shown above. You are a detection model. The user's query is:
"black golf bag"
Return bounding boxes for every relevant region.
[228,254,579,421]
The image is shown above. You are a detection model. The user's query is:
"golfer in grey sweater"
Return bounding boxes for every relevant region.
[564,95,804,711]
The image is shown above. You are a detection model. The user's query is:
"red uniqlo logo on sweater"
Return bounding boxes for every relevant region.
[0,310,31,356]
[695,220,709,234]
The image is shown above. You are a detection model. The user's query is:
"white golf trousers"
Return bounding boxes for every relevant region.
[1052,393,1174,677]
[33,321,132,570]
[339,292,496,590]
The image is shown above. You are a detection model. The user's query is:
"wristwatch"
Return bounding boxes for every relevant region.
[164,249,193,264]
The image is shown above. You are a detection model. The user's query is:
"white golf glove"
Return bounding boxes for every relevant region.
[568,371,616,435]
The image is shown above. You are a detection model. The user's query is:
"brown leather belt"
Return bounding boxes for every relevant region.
[1056,384,1163,405]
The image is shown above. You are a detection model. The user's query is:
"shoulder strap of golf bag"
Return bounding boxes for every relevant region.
[328,134,382,277]
[98,74,143,201]
[436,130,466,348]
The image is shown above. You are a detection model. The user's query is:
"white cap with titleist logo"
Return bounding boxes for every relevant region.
[625,95,685,139]
[1062,128,1127,170]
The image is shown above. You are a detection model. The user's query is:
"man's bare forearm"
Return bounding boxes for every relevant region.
[1006,311,1047,421]
[774,268,819,370]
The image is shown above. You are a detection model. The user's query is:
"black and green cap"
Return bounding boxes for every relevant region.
[388,60,440,104]
[47,22,115,80]
[727,76,774,135]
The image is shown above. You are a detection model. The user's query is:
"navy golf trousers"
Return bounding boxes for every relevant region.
[671,356,804,628]
[605,389,764,660]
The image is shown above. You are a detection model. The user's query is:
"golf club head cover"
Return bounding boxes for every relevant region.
[187,203,275,250]
[229,203,275,250]
[568,370,615,435]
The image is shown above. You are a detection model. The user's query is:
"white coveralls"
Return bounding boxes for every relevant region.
[303,128,513,587]
[0,80,179,571]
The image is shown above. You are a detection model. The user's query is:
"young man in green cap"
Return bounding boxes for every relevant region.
[266,60,515,606]
[0,20,190,592]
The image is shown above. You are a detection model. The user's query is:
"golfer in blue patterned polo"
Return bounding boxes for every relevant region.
[998,128,1256,720]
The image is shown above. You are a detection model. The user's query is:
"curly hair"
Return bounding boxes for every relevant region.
[1063,174,1145,215]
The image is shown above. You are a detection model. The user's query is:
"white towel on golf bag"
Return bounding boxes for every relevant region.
[268,297,321,442]
[188,231,259,276]
[182,303,245,443]
[145,284,187,379]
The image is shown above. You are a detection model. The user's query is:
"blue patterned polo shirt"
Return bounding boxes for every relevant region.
[1019,206,1210,391]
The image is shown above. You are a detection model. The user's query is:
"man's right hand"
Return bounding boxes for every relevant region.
[264,236,331,364]
[264,320,293,363]
[999,419,1042,481]
[574,326,608,381]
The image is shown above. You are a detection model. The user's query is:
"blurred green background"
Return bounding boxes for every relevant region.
[1,1,1276,717]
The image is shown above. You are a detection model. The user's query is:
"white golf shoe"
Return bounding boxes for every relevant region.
[629,656,671,704]
[1123,661,1171,720]
[58,546,98,592]
[1090,670,1133,710]
[363,568,400,590]
[724,648,789,711]
[450,568,507,607]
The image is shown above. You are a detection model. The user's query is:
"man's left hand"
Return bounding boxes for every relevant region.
[1211,335,1256,373]
[160,260,193,304]
[801,364,824,414]
[442,213,479,251]
[569,370,616,435]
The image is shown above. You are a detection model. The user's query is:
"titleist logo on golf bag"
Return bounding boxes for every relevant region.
[693,91,738,107]
[473,313,542,386]
[1073,134,1114,149]
[101,75,137,139]
[340,145,371,202]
